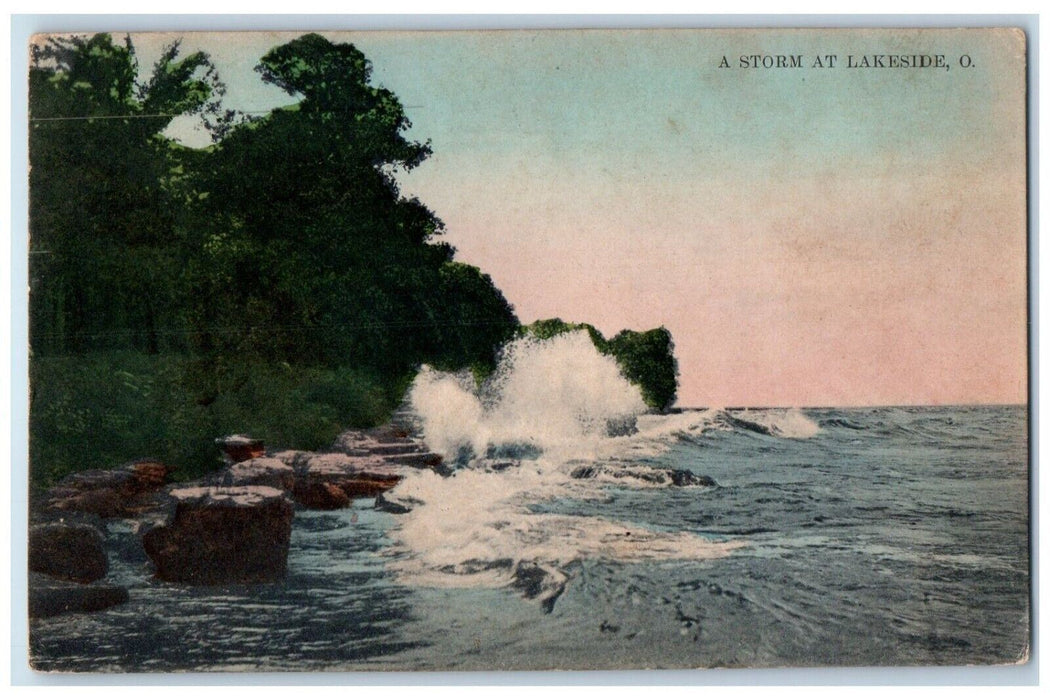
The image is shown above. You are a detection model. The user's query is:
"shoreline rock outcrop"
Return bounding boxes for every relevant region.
[30,421,442,596]
[142,486,293,585]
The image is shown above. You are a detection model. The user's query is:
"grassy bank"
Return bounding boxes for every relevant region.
[29,351,406,489]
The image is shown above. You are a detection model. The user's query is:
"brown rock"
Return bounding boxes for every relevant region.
[292,482,351,510]
[47,488,127,519]
[222,457,296,490]
[216,435,265,463]
[29,522,108,583]
[126,459,175,489]
[142,486,293,585]
[293,454,403,508]
[55,469,138,495]
[28,572,128,618]
[45,460,175,518]
[340,478,399,499]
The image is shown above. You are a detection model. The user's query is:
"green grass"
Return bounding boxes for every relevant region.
[29,351,406,488]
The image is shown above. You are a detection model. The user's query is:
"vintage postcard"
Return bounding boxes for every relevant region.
[25,27,1028,672]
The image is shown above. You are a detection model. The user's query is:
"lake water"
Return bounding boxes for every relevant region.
[30,403,1029,672]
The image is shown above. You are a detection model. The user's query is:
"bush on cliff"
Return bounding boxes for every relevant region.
[521,319,679,411]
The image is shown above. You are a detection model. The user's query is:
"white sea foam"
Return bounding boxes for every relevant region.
[409,331,647,461]
[388,332,742,604]
[729,408,821,439]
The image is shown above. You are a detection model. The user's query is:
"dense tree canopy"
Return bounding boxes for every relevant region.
[29,33,522,482]
[28,32,679,485]
[187,34,518,380]
[29,34,222,355]
[29,32,518,376]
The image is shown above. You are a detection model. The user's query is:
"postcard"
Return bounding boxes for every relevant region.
[25,27,1029,672]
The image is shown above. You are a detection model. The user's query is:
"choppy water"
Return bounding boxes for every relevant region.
[30,403,1029,672]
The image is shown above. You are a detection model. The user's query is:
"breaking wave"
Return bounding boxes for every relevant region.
[408,331,646,462]
[386,332,817,609]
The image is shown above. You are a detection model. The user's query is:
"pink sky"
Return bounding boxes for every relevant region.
[389,29,1028,407]
[411,165,1026,407]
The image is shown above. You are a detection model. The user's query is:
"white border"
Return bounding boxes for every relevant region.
[5,9,1041,692]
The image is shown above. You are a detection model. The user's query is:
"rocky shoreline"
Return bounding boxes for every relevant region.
[28,416,443,618]
[29,415,716,619]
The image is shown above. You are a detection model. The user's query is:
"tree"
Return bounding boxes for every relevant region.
[430,262,519,373]
[188,34,517,380]
[29,33,223,355]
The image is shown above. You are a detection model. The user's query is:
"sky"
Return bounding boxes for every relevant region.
[130,28,1028,407]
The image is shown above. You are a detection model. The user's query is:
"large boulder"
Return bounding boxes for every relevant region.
[28,572,128,619]
[28,522,108,583]
[45,487,127,519]
[142,486,293,585]
[292,482,351,510]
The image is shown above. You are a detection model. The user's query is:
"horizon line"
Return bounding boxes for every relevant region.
[673,402,1028,411]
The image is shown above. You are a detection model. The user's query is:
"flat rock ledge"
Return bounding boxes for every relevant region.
[28,572,129,619]
[142,486,293,585]
[296,454,404,501]
[332,430,443,469]
[220,452,407,510]
[217,457,296,491]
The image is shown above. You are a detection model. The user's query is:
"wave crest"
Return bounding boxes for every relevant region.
[409,331,647,463]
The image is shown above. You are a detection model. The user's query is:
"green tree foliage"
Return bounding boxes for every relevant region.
[188,34,518,384]
[28,34,223,355]
[523,319,679,411]
[29,33,521,485]
[431,262,519,374]
[604,327,679,411]
[524,318,606,348]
